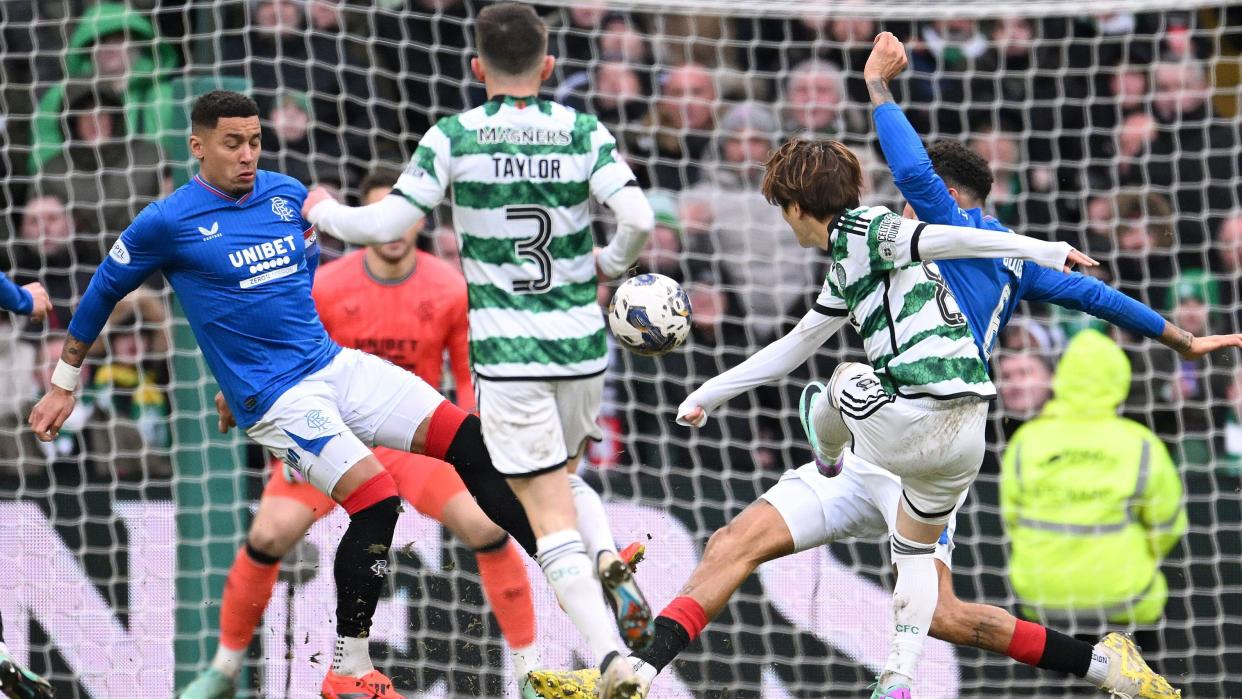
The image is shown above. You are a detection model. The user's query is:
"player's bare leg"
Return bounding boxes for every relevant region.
[566,446,654,651]
[529,499,793,698]
[509,470,642,699]
[180,495,319,698]
[930,563,1179,698]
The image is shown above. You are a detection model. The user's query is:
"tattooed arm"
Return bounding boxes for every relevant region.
[1158,321,1242,360]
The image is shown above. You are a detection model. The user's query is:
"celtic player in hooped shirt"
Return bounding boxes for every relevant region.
[304,4,656,697]
[27,91,534,699]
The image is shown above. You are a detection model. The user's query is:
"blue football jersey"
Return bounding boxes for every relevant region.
[874,103,1163,363]
[69,170,341,428]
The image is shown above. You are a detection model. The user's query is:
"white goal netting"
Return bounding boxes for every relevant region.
[0,1,1239,697]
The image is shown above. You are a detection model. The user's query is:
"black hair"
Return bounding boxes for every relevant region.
[926,140,993,205]
[191,90,259,130]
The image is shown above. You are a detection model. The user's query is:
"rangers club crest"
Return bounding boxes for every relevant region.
[271,196,295,222]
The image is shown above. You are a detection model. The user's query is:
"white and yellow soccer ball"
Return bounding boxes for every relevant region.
[607,273,692,357]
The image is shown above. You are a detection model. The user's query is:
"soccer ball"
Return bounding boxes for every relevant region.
[607,273,692,357]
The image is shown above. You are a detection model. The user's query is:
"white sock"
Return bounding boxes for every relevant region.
[210,644,246,678]
[537,529,622,662]
[567,473,618,567]
[881,533,939,687]
[631,655,659,684]
[512,645,542,679]
[1086,645,1112,685]
[331,635,373,677]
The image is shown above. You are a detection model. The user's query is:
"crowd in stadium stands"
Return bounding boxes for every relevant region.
[0,3,1240,490]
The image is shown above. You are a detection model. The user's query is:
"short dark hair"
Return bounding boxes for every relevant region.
[191,90,259,130]
[475,3,548,76]
[926,140,993,204]
[358,168,401,201]
[761,139,862,219]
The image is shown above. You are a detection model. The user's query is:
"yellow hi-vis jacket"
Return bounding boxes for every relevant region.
[1000,330,1187,625]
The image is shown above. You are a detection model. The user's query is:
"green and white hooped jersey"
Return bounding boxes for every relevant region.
[817,205,995,400]
[394,95,636,380]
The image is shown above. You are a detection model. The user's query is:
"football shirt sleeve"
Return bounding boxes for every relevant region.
[0,271,33,314]
[394,124,452,214]
[69,203,170,345]
[587,120,637,204]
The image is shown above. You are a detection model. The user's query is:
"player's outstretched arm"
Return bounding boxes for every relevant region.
[913,221,1097,273]
[304,187,427,246]
[677,308,847,427]
[1158,322,1242,360]
[1022,265,1242,359]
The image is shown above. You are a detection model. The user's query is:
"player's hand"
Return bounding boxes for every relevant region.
[215,391,236,433]
[676,404,707,428]
[864,31,908,83]
[29,388,76,442]
[1177,334,1242,361]
[1063,247,1099,273]
[302,186,335,221]
[22,282,51,322]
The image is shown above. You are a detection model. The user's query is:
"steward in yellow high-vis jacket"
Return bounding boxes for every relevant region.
[1001,329,1187,626]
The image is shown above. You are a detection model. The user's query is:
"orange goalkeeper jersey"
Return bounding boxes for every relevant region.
[312,249,474,412]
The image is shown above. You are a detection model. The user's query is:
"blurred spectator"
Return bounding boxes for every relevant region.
[968,125,1056,231]
[688,103,821,344]
[1001,329,1186,651]
[734,15,874,103]
[636,191,684,280]
[257,90,342,187]
[544,2,610,76]
[1104,190,1176,309]
[555,59,649,132]
[82,292,172,480]
[1224,366,1242,474]
[29,2,180,174]
[908,19,989,134]
[6,193,97,329]
[1151,271,1234,462]
[780,59,868,141]
[625,63,716,190]
[40,85,167,238]
[1147,60,1240,260]
[372,0,480,140]
[997,351,1054,425]
[1214,212,1242,333]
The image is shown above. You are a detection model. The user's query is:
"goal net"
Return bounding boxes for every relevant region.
[0,0,1239,696]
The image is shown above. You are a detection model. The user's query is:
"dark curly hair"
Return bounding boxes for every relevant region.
[190,90,259,130]
[926,140,993,205]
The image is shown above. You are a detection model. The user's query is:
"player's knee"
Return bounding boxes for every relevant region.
[704,521,753,565]
[246,525,297,561]
[443,496,508,550]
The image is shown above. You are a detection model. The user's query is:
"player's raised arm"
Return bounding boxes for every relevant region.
[865,32,964,225]
[587,119,655,279]
[304,127,451,245]
[677,292,849,428]
[29,203,170,441]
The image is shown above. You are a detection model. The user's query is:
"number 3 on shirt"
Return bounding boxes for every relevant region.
[508,206,553,293]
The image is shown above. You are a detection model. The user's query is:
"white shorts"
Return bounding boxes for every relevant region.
[246,347,446,495]
[760,455,961,569]
[832,368,989,524]
[476,375,604,476]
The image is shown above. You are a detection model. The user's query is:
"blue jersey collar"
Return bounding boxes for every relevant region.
[194,174,256,204]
